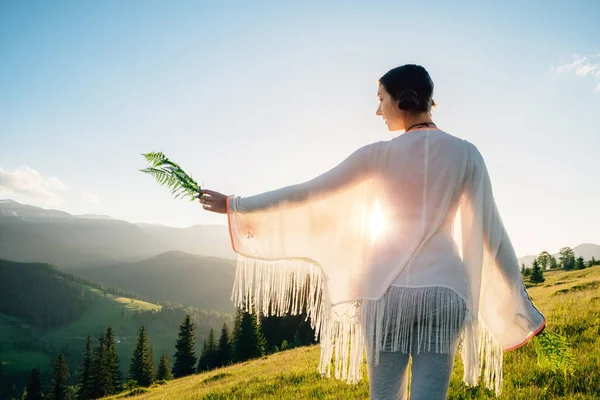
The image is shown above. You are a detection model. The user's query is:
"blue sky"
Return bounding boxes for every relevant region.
[1,0,599,257]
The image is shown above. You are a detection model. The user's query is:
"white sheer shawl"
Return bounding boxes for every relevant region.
[225,128,546,396]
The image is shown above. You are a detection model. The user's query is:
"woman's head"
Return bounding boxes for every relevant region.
[376,64,436,131]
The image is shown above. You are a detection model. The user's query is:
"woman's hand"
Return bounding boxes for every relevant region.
[198,189,228,214]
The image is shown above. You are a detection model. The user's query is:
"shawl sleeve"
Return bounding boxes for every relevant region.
[225,142,384,383]
[458,141,546,394]
[226,142,381,273]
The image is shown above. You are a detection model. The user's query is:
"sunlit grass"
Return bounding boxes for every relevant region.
[105,266,600,400]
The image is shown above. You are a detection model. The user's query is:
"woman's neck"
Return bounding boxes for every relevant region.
[404,113,434,131]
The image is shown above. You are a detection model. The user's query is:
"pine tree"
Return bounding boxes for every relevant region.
[129,325,155,387]
[104,326,122,394]
[234,308,267,363]
[90,334,109,399]
[230,308,243,363]
[216,323,232,368]
[197,328,219,372]
[574,256,586,270]
[521,263,526,275]
[24,368,44,400]
[529,258,545,284]
[156,353,172,381]
[172,315,197,378]
[49,354,71,400]
[197,338,209,372]
[77,336,93,400]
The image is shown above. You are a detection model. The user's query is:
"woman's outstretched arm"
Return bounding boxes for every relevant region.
[199,141,381,214]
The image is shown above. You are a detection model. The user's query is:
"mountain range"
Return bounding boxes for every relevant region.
[74,250,237,313]
[1,197,598,287]
[0,199,236,268]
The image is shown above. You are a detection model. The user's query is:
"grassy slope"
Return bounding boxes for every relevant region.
[105,266,600,400]
[1,285,162,374]
[0,313,50,373]
[41,285,164,361]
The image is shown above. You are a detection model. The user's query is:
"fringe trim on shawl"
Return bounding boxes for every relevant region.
[231,255,504,396]
[360,285,467,366]
[460,310,504,396]
[231,255,365,383]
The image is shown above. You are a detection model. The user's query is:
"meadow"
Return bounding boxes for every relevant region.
[0,285,161,375]
[103,266,600,399]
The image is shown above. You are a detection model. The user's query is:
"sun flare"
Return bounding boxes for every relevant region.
[370,198,386,244]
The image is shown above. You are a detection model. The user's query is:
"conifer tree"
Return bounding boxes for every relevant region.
[49,354,71,400]
[77,336,93,400]
[104,325,122,394]
[129,325,154,387]
[197,338,209,372]
[230,308,243,362]
[216,322,232,367]
[90,334,109,398]
[24,368,44,400]
[234,308,267,362]
[156,353,172,381]
[574,256,586,270]
[529,258,545,284]
[172,315,197,378]
[197,328,218,372]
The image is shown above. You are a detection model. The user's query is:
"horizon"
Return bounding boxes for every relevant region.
[1,1,599,258]
[1,196,598,260]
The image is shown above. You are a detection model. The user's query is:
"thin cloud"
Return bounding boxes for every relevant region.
[552,53,600,90]
[81,191,100,204]
[0,166,68,203]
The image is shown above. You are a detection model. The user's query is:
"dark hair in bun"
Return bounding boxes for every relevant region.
[379,64,436,113]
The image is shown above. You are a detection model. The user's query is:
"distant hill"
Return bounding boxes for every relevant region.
[0,213,166,267]
[135,223,236,260]
[518,243,600,268]
[2,198,596,270]
[72,251,238,314]
[77,213,115,220]
[0,199,74,219]
[0,199,235,268]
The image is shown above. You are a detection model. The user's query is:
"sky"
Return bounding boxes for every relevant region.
[1,0,599,258]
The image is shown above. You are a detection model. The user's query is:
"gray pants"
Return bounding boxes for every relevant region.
[365,290,466,400]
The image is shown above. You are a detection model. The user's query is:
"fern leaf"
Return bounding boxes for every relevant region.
[533,330,576,374]
[140,152,201,201]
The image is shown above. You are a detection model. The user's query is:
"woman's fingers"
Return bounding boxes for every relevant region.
[199,189,222,197]
[197,188,227,214]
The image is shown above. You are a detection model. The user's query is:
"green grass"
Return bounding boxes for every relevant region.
[105,266,600,400]
[39,285,165,361]
[1,285,172,376]
[0,313,51,373]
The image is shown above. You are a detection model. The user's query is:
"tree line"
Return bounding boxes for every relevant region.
[0,259,149,331]
[520,246,599,284]
[19,303,317,399]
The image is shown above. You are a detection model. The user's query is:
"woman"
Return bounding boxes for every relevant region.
[198,64,545,399]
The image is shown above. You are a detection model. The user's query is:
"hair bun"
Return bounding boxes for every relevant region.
[397,90,420,111]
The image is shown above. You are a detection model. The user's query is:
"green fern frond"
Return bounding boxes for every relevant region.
[533,330,576,374]
[140,152,201,202]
